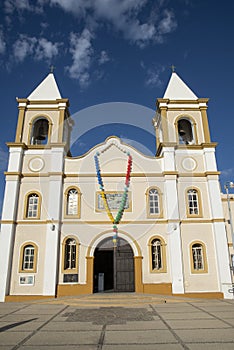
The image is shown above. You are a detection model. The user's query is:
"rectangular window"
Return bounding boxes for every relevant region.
[63,274,78,283]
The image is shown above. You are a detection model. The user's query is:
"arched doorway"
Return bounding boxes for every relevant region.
[93,237,135,293]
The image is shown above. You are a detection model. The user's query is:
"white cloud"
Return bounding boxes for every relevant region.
[145,69,163,87]
[66,29,93,88]
[5,1,178,85]
[158,9,177,35]
[43,0,177,47]
[140,61,145,69]
[4,0,43,14]
[12,34,60,63]
[40,22,49,30]
[98,50,110,65]
[4,0,44,15]
[4,0,31,14]
[0,30,6,55]
[90,0,157,47]
[141,62,165,87]
[13,35,37,62]
[36,38,60,61]
[46,0,90,16]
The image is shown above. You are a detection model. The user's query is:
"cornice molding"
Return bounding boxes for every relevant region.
[16,98,69,105]
[156,98,209,107]
[1,218,225,225]
[156,142,218,156]
[6,142,27,149]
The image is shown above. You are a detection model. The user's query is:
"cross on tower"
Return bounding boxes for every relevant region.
[170,64,176,72]
[50,65,55,73]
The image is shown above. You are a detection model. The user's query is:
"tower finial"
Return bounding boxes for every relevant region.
[50,65,55,73]
[170,64,176,73]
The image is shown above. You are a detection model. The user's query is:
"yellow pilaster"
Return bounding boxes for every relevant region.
[160,107,169,142]
[134,256,143,293]
[58,109,65,142]
[200,107,211,143]
[86,256,94,293]
[15,107,26,142]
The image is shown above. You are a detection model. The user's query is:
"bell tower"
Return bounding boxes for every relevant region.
[153,71,211,151]
[15,72,72,154]
[0,72,73,301]
[152,71,232,298]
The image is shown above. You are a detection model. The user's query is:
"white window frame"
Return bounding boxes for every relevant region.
[149,188,160,215]
[151,239,162,270]
[187,189,199,215]
[27,194,39,218]
[67,189,78,216]
[22,245,35,270]
[192,244,204,270]
[64,238,77,270]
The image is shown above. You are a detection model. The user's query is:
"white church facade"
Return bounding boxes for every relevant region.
[0,71,233,302]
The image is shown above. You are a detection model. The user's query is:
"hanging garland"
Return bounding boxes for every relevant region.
[94,144,132,246]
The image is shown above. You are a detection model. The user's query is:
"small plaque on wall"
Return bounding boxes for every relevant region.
[63,274,78,283]
[96,191,132,211]
[19,275,34,285]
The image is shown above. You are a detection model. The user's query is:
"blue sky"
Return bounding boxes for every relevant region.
[1,0,234,213]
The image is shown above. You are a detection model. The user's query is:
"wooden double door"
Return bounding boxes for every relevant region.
[93,238,135,292]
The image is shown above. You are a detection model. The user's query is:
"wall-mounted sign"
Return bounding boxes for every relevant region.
[19,275,34,285]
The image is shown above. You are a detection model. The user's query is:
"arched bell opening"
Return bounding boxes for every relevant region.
[178,118,194,145]
[93,237,135,293]
[30,118,49,145]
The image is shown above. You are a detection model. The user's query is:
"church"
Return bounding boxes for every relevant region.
[0,70,233,302]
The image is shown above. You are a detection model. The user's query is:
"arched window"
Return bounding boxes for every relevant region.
[187,189,201,216]
[25,193,41,219]
[63,237,78,272]
[190,242,207,273]
[64,238,76,270]
[19,243,38,273]
[178,118,194,145]
[67,189,78,215]
[31,118,49,145]
[146,188,162,217]
[65,187,81,218]
[149,237,167,273]
[152,238,162,270]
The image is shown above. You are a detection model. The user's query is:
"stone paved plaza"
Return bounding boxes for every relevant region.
[0,293,234,349]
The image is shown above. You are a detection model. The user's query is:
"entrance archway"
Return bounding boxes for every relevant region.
[93,237,135,293]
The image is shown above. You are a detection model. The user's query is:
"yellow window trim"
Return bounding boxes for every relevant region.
[189,240,208,274]
[148,235,167,273]
[23,191,42,220]
[185,187,203,218]
[61,236,79,274]
[19,241,38,273]
[146,187,163,218]
[64,186,81,218]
